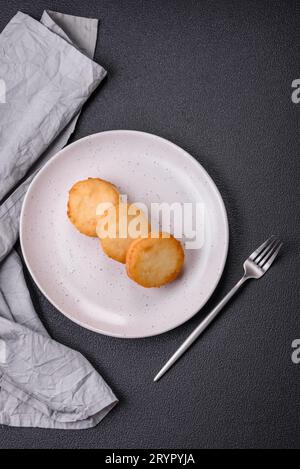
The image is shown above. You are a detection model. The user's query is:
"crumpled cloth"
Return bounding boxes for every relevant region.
[0,10,118,429]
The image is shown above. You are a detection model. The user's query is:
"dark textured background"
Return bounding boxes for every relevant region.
[0,0,299,449]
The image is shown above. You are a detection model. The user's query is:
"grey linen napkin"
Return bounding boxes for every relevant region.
[0,11,118,429]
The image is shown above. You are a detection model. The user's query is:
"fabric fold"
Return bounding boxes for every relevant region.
[0,11,107,201]
[0,10,118,429]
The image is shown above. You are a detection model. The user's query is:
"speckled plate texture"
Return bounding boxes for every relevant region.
[20,130,229,338]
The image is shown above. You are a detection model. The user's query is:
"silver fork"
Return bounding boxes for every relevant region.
[154,236,283,382]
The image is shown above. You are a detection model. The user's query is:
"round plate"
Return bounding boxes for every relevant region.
[20,130,229,338]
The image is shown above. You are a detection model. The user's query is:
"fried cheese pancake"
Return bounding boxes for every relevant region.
[126,233,184,287]
[67,178,119,237]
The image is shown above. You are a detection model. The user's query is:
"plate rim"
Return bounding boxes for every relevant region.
[20,129,229,338]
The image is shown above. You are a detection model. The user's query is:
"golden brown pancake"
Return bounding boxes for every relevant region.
[126,232,184,287]
[97,202,149,263]
[67,178,119,237]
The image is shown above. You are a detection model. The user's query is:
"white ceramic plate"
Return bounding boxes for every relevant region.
[20,130,229,338]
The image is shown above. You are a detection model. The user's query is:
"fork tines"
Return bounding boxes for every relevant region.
[250,236,283,270]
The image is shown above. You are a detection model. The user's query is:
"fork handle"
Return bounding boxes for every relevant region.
[190,275,248,337]
[154,275,248,382]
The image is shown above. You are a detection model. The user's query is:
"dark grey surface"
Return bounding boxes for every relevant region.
[0,0,299,449]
